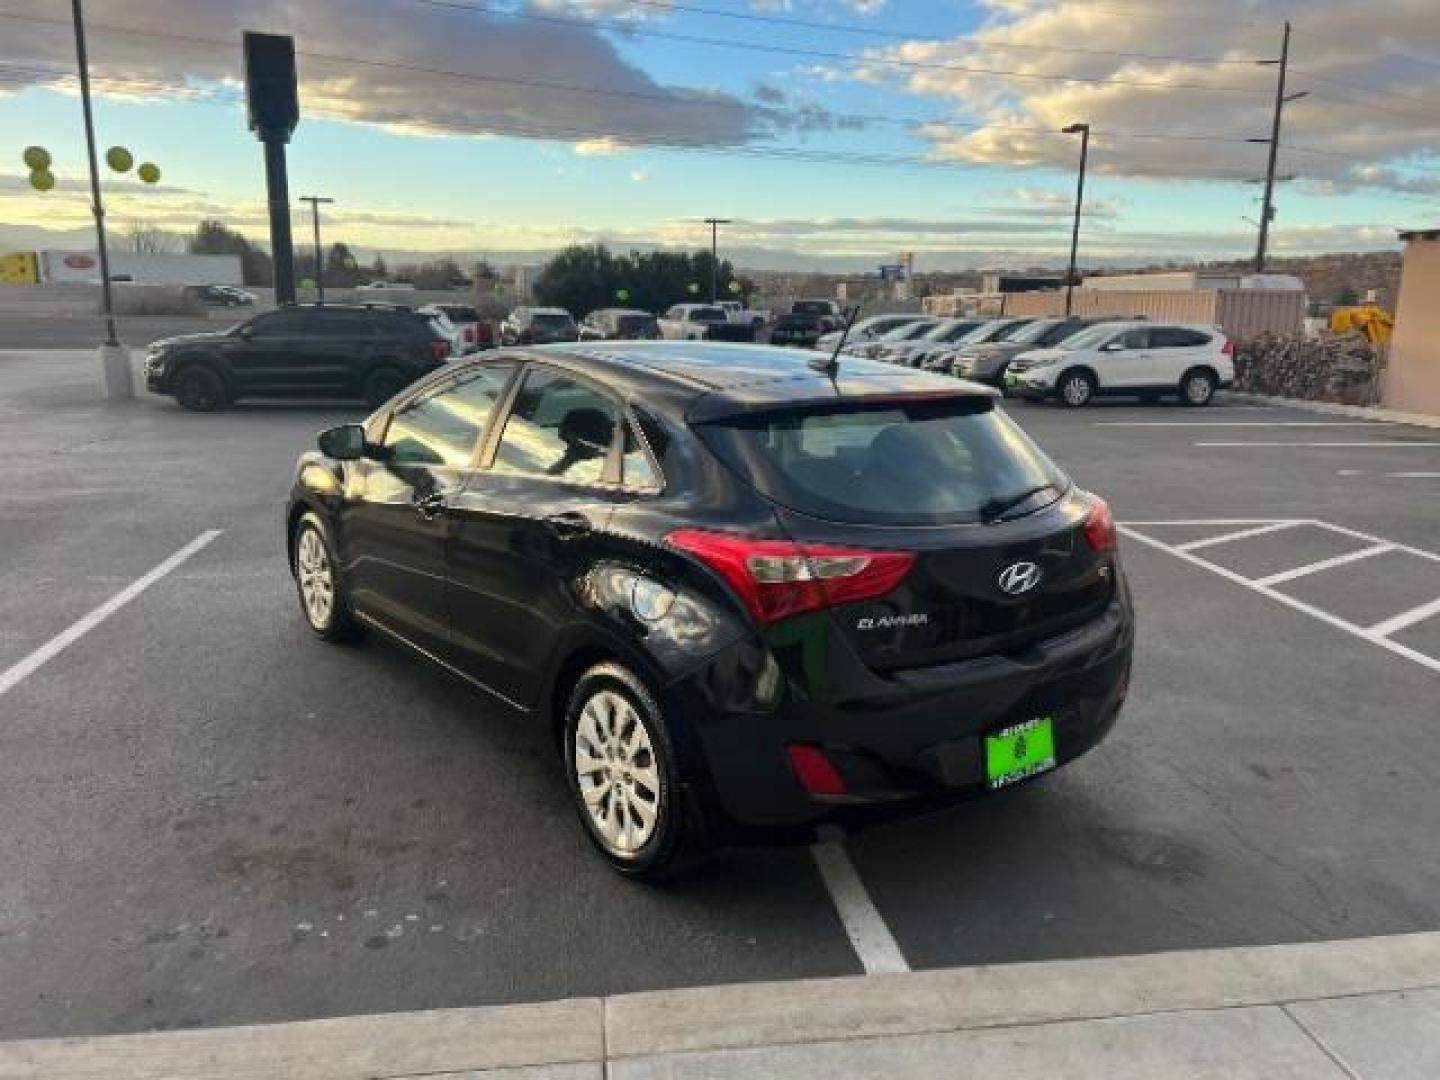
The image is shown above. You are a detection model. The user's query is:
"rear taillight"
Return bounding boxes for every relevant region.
[1221,338,1235,358]
[665,529,915,625]
[430,340,450,360]
[788,745,848,796]
[1082,494,1118,553]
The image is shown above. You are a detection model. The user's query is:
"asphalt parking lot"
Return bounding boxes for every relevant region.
[2,343,1438,1041]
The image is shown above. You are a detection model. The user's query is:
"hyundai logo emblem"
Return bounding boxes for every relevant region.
[997,561,1042,596]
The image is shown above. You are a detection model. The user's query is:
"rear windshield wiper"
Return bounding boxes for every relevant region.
[980,483,1056,523]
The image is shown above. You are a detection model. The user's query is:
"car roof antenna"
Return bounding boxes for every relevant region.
[810,305,860,378]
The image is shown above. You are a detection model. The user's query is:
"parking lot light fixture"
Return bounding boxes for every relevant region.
[1062,122,1089,319]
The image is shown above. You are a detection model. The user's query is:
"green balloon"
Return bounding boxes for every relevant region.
[23,145,51,171]
[615,288,630,302]
[727,280,743,294]
[105,146,133,173]
[686,281,700,294]
[29,169,55,192]
[299,277,316,289]
[136,162,161,184]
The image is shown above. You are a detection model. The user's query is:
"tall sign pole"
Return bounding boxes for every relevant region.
[72,0,132,397]
[1062,122,1090,318]
[300,195,333,302]
[244,32,300,304]
[704,217,731,303]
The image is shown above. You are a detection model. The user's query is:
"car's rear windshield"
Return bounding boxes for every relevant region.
[791,301,832,315]
[883,321,938,341]
[696,399,1069,526]
[440,305,479,321]
[689,307,726,321]
[532,311,575,328]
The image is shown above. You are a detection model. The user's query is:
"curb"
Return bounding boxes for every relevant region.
[1225,391,1440,430]
[3,933,1439,1079]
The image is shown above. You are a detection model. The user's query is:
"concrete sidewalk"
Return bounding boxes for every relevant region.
[3,933,1437,1079]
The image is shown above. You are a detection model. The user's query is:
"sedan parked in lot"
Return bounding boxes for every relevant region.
[844,318,940,359]
[1008,320,1234,406]
[813,314,927,354]
[875,318,990,368]
[145,303,452,411]
[286,341,1133,877]
[947,317,1123,386]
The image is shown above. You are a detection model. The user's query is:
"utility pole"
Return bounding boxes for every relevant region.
[71,0,131,397]
[1062,122,1090,317]
[300,195,334,302]
[1252,21,1306,273]
[703,217,731,303]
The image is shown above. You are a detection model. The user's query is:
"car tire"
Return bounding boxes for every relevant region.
[173,362,227,412]
[363,366,409,409]
[1180,367,1217,407]
[292,513,361,643]
[563,662,701,880]
[1057,369,1096,408]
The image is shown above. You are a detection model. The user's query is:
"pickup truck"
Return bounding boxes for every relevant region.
[658,303,756,342]
[717,300,769,330]
[769,299,843,347]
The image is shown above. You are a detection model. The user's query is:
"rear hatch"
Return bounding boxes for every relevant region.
[694,394,1115,670]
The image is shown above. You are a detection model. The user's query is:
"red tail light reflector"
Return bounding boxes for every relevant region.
[1221,338,1235,358]
[665,530,915,625]
[788,744,848,796]
[430,339,450,361]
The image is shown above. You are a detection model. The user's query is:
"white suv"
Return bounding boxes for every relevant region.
[1007,321,1234,407]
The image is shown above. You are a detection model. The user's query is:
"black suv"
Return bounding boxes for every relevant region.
[144,304,452,411]
[287,341,1133,877]
[771,300,843,347]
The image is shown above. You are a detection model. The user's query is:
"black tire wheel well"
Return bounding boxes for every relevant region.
[550,645,620,748]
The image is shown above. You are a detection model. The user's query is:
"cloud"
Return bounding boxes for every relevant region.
[818,0,1440,193]
[629,167,651,181]
[0,0,759,148]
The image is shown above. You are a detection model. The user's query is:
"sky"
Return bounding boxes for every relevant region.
[0,0,1437,271]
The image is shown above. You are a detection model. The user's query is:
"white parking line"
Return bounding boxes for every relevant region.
[1118,525,1440,676]
[1368,596,1440,639]
[1255,544,1394,587]
[1176,521,1302,552]
[0,530,222,698]
[1196,441,1440,448]
[811,841,909,975]
[1388,472,1440,478]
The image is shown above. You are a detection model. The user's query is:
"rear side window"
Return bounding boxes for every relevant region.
[697,400,1068,526]
[492,369,619,485]
[1151,327,1212,347]
[382,365,515,468]
[313,309,373,334]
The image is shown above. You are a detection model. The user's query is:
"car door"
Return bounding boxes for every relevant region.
[1094,326,1153,390]
[444,364,636,708]
[340,362,518,657]
[225,308,312,394]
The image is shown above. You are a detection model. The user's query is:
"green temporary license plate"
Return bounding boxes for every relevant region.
[985,717,1056,789]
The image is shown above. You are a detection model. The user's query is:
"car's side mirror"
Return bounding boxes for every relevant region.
[317,423,367,461]
[238,325,255,340]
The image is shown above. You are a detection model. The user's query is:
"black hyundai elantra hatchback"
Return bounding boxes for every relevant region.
[286,341,1133,877]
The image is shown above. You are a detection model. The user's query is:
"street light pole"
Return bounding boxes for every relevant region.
[70,0,131,397]
[703,217,731,303]
[299,195,333,302]
[1062,122,1090,318]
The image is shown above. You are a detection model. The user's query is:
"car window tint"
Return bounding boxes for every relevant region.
[313,309,373,334]
[1151,327,1211,348]
[622,423,659,491]
[383,365,515,468]
[1118,327,1151,349]
[492,369,619,484]
[251,309,309,334]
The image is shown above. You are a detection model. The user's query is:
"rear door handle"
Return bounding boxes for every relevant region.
[414,492,447,520]
[544,511,592,540]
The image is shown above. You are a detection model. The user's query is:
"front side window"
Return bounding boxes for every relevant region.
[492,368,620,485]
[247,309,309,335]
[1118,327,1151,350]
[382,365,515,468]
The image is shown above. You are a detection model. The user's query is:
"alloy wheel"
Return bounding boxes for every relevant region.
[1062,373,1093,407]
[573,689,661,855]
[1184,373,1214,405]
[296,528,335,630]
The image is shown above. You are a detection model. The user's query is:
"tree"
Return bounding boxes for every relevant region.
[370,254,389,282]
[188,219,272,286]
[533,245,741,316]
[124,221,177,253]
[325,242,362,287]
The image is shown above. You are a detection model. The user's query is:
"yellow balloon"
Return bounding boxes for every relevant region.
[105,146,134,173]
[137,162,161,184]
[23,145,51,171]
[30,169,55,192]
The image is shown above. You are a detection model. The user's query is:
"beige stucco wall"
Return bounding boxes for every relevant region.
[1003,288,1302,339]
[1384,236,1440,417]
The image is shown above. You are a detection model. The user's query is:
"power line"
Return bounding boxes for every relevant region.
[1289,69,1437,110]
[414,0,1267,66]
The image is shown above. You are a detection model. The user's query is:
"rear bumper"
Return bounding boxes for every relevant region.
[670,592,1134,836]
